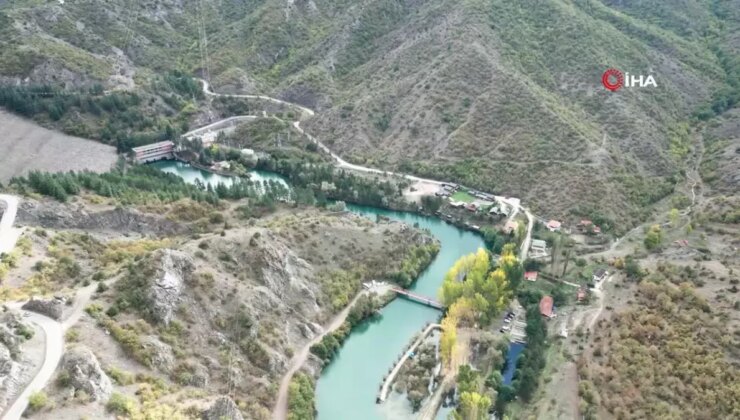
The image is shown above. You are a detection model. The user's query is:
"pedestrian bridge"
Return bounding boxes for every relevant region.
[390,287,444,310]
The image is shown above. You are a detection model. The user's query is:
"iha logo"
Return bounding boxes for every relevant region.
[602,68,657,91]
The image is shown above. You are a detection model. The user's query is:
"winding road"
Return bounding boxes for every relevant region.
[0,194,101,420]
[272,291,369,420]
[2,311,63,420]
[0,194,22,256]
[194,80,536,419]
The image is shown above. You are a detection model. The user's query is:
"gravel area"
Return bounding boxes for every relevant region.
[0,110,117,182]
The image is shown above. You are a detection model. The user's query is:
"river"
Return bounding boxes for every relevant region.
[150,160,486,419]
[149,159,288,189]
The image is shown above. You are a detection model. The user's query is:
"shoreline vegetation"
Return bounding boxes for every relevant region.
[290,243,440,420]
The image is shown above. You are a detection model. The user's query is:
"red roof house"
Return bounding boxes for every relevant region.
[539,296,554,318]
[546,220,562,232]
[524,271,538,282]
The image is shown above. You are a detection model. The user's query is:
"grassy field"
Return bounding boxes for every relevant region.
[450,190,476,203]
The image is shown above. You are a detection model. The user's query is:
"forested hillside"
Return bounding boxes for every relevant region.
[1,0,738,227]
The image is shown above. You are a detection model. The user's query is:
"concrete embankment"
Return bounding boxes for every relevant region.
[376,323,442,403]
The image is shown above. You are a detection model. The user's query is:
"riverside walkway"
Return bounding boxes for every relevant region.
[377,323,442,403]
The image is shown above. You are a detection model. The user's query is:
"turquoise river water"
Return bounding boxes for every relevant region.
[150,160,487,419]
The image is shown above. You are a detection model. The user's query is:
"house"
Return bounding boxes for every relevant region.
[503,220,518,234]
[465,203,478,212]
[524,271,538,282]
[530,239,547,253]
[592,268,608,283]
[212,161,231,171]
[539,296,555,318]
[578,220,593,231]
[546,220,562,232]
[576,288,587,302]
[592,226,602,234]
[449,201,465,208]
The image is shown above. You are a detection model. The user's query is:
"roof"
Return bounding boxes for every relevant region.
[524,271,538,281]
[579,220,593,226]
[593,268,608,278]
[539,296,554,317]
[504,220,518,233]
[531,239,547,248]
[547,220,562,229]
[131,140,174,152]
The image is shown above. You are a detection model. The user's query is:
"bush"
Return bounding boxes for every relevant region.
[106,392,136,416]
[27,391,48,413]
[105,366,134,385]
[288,373,316,420]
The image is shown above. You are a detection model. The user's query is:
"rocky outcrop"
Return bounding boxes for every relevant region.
[147,249,194,326]
[0,325,22,359]
[22,297,64,320]
[257,235,316,309]
[202,396,244,420]
[141,336,175,373]
[60,346,112,401]
[16,200,188,236]
[0,346,23,412]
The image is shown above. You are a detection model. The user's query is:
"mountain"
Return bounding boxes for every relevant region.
[1,0,738,229]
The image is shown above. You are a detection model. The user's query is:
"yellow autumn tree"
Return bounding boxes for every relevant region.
[448,297,477,327]
[456,391,492,420]
[440,313,458,369]
[440,247,517,324]
[439,248,488,305]
[481,268,512,320]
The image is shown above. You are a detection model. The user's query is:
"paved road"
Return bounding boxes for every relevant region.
[0,194,22,255]
[198,81,535,258]
[2,281,100,420]
[2,311,63,420]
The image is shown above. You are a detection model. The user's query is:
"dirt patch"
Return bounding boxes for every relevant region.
[0,111,117,182]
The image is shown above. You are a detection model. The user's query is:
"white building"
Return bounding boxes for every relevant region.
[132,141,175,163]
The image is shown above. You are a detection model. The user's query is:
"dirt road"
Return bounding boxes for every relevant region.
[272,291,367,420]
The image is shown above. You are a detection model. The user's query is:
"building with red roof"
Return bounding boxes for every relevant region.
[546,220,562,232]
[524,271,538,282]
[539,295,554,318]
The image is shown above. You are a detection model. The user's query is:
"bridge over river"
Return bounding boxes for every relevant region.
[390,287,444,310]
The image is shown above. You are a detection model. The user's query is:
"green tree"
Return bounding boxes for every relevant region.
[644,225,663,250]
[421,195,444,212]
[669,208,680,226]
[288,373,316,420]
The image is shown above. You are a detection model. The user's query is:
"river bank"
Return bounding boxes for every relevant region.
[148,160,488,420]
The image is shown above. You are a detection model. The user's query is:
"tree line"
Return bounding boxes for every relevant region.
[9,165,290,206]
